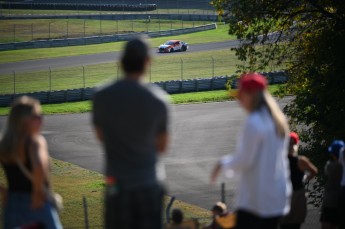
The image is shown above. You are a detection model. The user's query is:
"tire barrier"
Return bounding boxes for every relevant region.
[0,23,217,51]
[0,3,157,12]
[230,71,288,89]
[0,72,288,107]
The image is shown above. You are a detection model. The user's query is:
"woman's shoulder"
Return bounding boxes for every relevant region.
[29,135,47,149]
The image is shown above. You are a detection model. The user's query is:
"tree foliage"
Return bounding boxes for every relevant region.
[212,0,345,204]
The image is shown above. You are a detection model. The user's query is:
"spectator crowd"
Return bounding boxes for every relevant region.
[0,37,345,229]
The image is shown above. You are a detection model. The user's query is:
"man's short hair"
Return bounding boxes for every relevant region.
[171,208,183,224]
[121,36,151,74]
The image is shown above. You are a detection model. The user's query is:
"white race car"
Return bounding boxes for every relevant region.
[158,40,188,53]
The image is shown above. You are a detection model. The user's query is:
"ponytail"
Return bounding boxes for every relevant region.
[253,90,289,138]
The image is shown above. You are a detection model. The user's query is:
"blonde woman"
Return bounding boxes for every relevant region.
[211,73,292,229]
[0,96,62,229]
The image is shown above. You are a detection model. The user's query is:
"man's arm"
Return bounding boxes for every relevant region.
[156,132,169,155]
[94,126,104,143]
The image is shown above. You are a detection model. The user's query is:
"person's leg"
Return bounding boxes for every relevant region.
[235,210,261,229]
[339,187,345,229]
[131,183,164,229]
[105,185,130,229]
[261,215,280,229]
[280,224,301,229]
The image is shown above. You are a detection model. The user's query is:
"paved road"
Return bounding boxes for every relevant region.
[0,40,239,74]
[0,99,320,228]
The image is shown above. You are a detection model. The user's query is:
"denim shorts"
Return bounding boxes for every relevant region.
[3,192,62,229]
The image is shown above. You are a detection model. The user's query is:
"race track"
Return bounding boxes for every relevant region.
[0,40,239,74]
[0,99,290,210]
[0,98,321,229]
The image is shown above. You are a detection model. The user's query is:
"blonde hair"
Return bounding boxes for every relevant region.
[0,96,41,162]
[252,90,289,138]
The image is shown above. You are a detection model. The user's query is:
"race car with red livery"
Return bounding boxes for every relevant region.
[158,40,188,53]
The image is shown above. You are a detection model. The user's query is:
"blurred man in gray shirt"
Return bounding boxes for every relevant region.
[92,37,170,229]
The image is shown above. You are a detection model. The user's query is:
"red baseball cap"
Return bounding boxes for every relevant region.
[238,72,268,93]
[289,132,299,144]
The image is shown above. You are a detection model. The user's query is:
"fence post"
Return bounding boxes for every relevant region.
[13,24,15,42]
[166,196,176,224]
[83,196,90,229]
[66,21,69,39]
[82,66,85,88]
[83,20,86,37]
[221,182,226,204]
[211,57,215,77]
[49,67,52,91]
[13,71,16,95]
[158,20,161,34]
[31,23,34,41]
[180,58,183,81]
[49,22,51,39]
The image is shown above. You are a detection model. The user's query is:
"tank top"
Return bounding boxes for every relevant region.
[288,155,305,191]
[2,148,33,193]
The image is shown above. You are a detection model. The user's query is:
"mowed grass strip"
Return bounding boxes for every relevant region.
[0,158,211,228]
[0,19,211,43]
[0,49,239,94]
[0,85,286,116]
[0,24,233,63]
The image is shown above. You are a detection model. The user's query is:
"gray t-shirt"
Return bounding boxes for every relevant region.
[92,79,169,187]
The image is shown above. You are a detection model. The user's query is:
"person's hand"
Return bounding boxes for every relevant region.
[31,189,45,209]
[210,161,222,185]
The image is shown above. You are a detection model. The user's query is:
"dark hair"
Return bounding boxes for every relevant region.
[171,209,183,224]
[121,36,151,74]
[212,205,224,214]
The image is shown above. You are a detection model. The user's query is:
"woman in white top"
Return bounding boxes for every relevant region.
[211,72,292,229]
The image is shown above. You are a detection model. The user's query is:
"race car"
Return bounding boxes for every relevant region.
[158,40,188,53]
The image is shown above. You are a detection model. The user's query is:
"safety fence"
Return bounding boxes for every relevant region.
[0,2,158,12]
[0,21,215,49]
[0,71,288,107]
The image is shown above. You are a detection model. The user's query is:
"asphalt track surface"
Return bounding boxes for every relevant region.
[0,99,320,228]
[0,40,239,74]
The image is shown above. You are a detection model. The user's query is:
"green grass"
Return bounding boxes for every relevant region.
[0,24,232,64]
[0,19,211,43]
[0,8,216,16]
[0,49,239,94]
[0,85,286,116]
[0,158,211,228]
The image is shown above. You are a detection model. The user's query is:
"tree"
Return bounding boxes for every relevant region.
[212,0,345,205]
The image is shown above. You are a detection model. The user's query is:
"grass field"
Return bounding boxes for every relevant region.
[0,19,211,43]
[0,49,241,94]
[0,24,232,63]
[0,158,212,228]
[0,85,286,116]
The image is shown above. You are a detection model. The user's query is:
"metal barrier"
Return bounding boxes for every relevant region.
[0,71,288,107]
[0,23,217,51]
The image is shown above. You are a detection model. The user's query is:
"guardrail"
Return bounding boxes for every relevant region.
[0,71,288,107]
[0,23,217,51]
[0,13,218,21]
[0,2,158,12]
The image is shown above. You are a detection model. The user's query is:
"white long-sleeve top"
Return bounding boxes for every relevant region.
[221,107,292,217]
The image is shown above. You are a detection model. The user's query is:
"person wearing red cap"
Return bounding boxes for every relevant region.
[280,132,318,229]
[211,73,292,229]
